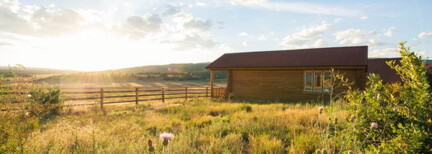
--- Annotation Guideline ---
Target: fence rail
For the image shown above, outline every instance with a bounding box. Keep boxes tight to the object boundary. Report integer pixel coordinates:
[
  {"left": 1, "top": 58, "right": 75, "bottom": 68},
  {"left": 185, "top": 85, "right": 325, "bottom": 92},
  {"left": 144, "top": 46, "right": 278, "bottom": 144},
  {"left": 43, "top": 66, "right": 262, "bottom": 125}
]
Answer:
[{"left": 63, "top": 87, "right": 225, "bottom": 107}]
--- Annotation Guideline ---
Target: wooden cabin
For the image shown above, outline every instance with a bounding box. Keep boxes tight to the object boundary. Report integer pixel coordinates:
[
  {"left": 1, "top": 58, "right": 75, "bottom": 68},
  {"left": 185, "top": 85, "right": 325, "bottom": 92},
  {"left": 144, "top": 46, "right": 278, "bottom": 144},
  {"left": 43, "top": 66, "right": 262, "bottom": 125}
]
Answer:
[
  {"left": 368, "top": 58, "right": 432, "bottom": 86},
  {"left": 206, "top": 46, "right": 368, "bottom": 101},
  {"left": 367, "top": 58, "right": 402, "bottom": 83}
]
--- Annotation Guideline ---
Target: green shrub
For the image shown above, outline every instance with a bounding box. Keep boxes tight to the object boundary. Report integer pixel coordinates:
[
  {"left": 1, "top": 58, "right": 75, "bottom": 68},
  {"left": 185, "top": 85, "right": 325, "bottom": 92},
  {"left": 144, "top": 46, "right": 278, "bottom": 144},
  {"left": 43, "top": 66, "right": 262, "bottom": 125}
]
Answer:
[
  {"left": 344, "top": 41, "right": 432, "bottom": 153},
  {"left": 28, "top": 85, "right": 64, "bottom": 118},
  {"left": 0, "top": 65, "right": 41, "bottom": 153}
]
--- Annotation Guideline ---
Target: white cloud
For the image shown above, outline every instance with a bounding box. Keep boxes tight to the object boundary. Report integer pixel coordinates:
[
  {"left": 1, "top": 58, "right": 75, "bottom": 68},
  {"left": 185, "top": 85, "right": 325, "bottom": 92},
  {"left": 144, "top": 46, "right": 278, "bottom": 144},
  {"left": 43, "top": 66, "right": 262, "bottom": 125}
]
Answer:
[
  {"left": 231, "top": 0, "right": 266, "bottom": 5},
  {"left": 0, "top": 0, "right": 34, "bottom": 35},
  {"left": 195, "top": 2, "right": 206, "bottom": 6},
  {"left": 183, "top": 18, "right": 212, "bottom": 31},
  {"left": 383, "top": 26, "right": 395, "bottom": 37},
  {"left": 163, "top": 34, "right": 217, "bottom": 50},
  {"left": 369, "top": 47, "right": 399, "bottom": 57},
  {"left": 0, "top": 0, "right": 19, "bottom": 12},
  {"left": 164, "top": 6, "right": 212, "bottom": 33},
  {"left": 333, "top": 28, "right": 382, "bottom": 46},
  {"left": 163, "top": 6, "right": 181, "bottom": 16},
  {"left": 238, "top": 32, "right": 248, "bottom": 36},
  {"left": 418, "top": 32, "right": 432, "bottom": 39},
  {"left": 0, "top": 1, "right": 111, "bottom": 37},
  {"left": 0, "top": 0, "right": 233, "bottom": 71},
  {"left": 0, "top": 42, "right": 12, "bottom": 46},
  {"left": 0, "top": 1, "right": 221, "bottom": 51},
  {"left": 122, "top": 14, "right": 162, "bottom": 39},
  {"left": 281, "top": 23, "right": 332, "bottom": 48},
  {"left": 312, "top": 39, "right": 327, "bottom": 47},
  {"left": 360, "top": 16, "right": 368, "bottom": 20},
  {"left": 159, "top": 7, "right": 217, "bottom": 50},
  {"left": 242, "top": 41, "right": 248, "bottom": 46},
  {"left": 231, "top": 0, "right": 360, "bottom": 16}
]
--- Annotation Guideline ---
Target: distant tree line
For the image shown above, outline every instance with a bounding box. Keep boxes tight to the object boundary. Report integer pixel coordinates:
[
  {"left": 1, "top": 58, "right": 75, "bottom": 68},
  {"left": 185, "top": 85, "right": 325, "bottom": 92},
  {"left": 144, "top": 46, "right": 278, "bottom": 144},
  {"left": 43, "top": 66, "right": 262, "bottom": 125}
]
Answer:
[
  {"left": 107, "top": 71, "right": 227, "bottom": 81},
  {"left": 35, "top": 71, "right": 227, "bottom": 83}
]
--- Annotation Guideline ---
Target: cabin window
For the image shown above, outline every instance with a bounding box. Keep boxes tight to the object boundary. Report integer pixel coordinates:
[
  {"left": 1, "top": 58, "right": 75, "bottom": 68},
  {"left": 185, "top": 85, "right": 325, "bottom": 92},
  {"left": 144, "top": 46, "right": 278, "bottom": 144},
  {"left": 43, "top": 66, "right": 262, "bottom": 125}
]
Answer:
[
  {"left": 304, "top": 72, "right": 313, "bottom": 91},
  {"left": 314, "top": 72, "right": 322, "bottom": 91},
  {"left": 323, "top": 72, "right": 332, "bottom": 92},
  {"left": 305, "top": 71, "right": 332, "bottom": 92}
]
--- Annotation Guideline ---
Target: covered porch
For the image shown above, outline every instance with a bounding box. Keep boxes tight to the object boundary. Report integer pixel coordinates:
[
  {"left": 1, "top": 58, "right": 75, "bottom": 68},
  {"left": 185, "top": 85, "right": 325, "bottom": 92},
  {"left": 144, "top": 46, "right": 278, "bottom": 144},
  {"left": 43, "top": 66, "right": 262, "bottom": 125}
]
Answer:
[{"left": 209, "top": 69, "right": 230, "bottom": 98}]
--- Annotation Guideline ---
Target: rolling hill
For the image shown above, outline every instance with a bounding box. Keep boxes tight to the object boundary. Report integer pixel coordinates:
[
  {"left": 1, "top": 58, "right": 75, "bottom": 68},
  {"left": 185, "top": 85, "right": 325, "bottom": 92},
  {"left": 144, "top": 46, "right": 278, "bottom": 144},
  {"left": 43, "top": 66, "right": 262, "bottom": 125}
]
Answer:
[
  {"left": 108, "top": 62, "right": 211, "bottom": 73},
  {"left": 0, "top": 66, "right": 78, "bottom": 76}
]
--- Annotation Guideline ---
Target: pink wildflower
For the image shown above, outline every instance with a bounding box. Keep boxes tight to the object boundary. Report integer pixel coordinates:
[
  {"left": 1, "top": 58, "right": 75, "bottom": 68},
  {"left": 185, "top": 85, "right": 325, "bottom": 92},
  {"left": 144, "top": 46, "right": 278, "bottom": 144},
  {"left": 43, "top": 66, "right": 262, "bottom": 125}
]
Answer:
[
  {"left": 159, "top": 132, "right": 174, "bottom": 140},
  {"left": 371, "top": 122, "right": 378, "bottom": 129},
  {"left": 318, "top": 106, "right": 324, "bottom": 114}
]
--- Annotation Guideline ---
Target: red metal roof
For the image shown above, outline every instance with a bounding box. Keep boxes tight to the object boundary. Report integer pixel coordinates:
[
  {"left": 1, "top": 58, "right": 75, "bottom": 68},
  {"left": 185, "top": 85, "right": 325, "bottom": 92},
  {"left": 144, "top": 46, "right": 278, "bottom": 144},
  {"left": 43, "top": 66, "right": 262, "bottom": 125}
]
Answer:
[
  {"left": 367, "top": 58, "right": 402, "bottom": 83},
  {"left": 206, "top": 46, "right": 368, "bottom": 69}
]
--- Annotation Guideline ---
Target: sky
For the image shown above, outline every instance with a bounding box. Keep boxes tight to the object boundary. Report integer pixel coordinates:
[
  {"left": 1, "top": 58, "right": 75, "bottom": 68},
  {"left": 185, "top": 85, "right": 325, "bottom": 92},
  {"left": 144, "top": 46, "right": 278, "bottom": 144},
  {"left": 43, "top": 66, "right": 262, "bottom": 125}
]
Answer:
[{"left": 0, "top": 0, "right": 431, "bottom": 71}]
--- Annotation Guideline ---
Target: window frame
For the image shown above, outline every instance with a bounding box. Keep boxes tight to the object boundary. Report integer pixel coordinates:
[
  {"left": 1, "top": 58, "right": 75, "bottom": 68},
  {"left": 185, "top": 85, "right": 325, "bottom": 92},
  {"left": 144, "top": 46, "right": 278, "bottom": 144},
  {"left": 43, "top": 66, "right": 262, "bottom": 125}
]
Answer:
[
  {"left": 304, "top": 71, "right": 313, "bottom": 91},
  {"left": 323, "top": 71, "right": 332, "bottom": 92},
  {"left": 314, "top": 72, "right": 323, "bottom": 92},
  {"left": 304, "top": 71, "right": 332, "bottom": 93}
]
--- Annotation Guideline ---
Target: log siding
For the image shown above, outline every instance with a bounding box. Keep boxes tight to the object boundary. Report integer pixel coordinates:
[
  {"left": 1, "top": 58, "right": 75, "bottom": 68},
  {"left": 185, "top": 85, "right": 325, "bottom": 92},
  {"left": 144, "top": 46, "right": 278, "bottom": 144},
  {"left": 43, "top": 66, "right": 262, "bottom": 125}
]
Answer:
[{"left": 226, "top": 67, "right": 366, "bottom": 101}]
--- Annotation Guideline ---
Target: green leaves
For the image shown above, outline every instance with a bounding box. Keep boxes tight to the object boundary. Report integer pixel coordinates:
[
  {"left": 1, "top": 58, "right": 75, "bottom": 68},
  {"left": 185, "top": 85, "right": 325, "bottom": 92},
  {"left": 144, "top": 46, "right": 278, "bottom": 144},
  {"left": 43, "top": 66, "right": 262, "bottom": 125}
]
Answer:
[{"left": 344, "top": 41, "right": 432, "bottom": 152}]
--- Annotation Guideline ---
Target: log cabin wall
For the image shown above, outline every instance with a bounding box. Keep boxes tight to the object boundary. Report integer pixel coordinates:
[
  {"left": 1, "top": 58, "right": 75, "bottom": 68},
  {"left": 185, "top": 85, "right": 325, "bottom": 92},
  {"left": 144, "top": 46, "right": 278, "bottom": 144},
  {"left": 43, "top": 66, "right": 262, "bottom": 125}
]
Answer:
[{"left": 226, "top": 67, "right": 366, "bottom": 101}]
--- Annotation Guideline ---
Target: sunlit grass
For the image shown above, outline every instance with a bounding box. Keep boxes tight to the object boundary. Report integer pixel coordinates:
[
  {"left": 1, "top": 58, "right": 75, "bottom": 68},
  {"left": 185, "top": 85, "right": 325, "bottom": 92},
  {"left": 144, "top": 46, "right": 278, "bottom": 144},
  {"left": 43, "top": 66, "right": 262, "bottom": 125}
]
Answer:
[{"left": 24, "top": 99, "right": 348, "bottom": 153}]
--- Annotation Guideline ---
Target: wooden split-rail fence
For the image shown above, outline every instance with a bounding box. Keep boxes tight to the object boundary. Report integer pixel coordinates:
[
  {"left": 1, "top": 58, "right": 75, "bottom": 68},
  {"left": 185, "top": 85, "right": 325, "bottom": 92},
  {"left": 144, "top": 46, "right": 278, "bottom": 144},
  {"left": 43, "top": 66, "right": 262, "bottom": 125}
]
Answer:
[{"left": 63, "top": 87, "right": 226, "bottom": 107}]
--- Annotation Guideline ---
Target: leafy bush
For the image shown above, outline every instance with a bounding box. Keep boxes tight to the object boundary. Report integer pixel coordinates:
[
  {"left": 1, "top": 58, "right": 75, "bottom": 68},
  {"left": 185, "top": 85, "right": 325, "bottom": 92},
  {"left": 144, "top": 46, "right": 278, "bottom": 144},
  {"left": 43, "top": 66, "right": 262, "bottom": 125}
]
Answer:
[
  {"left": 27, "top": 85, "right": 65, "bottom": 117},
  {"left": 1, "top": 65, "right": 65, "bottom": 153},
  {"left": 0, "top": 65, "right": 41, "bottom": 153},
  {"left": 343, "top": 41, "right": 432, "bottom": 152}
]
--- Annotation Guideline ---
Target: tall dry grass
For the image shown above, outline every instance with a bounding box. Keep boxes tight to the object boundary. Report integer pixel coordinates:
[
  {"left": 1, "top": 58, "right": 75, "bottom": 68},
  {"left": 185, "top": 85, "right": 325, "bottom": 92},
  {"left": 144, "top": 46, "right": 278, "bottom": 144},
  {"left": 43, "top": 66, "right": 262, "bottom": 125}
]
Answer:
[{"left": 23, "top": 99, "right": 348, "bottom": 153}]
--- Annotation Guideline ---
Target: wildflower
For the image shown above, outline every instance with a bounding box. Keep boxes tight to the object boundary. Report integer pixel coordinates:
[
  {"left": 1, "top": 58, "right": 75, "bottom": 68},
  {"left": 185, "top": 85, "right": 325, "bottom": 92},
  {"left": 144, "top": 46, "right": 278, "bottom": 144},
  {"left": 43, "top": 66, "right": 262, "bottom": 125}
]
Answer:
[
  {"left": 318, "top": 106, "right": 324, "bottom": 114},
  {"left": 371, "top": 122, "right": 378, "bottom": 129},
  {"left": 350, "top": 115, "right": 356, "bottom": 122},
  {"left": 27, "top": 94, "right": 32, "bottom": 98},
  {"left": 160, "top": 132, "right": 174, "bottom": 146},
  {"left": 147, "top": 138, "right": 155, "bottom": 152}
]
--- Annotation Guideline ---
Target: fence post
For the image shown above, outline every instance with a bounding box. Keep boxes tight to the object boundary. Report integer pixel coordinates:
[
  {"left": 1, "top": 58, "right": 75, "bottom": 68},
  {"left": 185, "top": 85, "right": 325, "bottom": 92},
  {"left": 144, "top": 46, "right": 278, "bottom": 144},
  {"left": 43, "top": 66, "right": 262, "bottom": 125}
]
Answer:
[
  {"left": 185, "top": 87, "right": 188, "bottom": 100},
  {"left": 162, "top": 88, "right": 165, "bottom": 102},
  {"left": 100, "top": 88, "right": 105, "bottom": 115},
  {"left": 206, "top": 87, "right": 208, "bottom": 98},
  {"left": 135, "top": 87, "right": 139, "bottom": 105}
]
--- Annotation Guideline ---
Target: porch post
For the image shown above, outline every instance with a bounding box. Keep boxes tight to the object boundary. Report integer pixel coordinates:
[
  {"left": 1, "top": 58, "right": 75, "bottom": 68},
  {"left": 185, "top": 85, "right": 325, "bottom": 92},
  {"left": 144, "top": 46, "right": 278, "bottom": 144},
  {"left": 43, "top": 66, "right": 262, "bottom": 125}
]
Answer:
[
  {"left": 225, "top": 70, "right": 231, "bottom": 99},
  {"left": 210, "top": 69, "right": 214, "bottom": 98}
]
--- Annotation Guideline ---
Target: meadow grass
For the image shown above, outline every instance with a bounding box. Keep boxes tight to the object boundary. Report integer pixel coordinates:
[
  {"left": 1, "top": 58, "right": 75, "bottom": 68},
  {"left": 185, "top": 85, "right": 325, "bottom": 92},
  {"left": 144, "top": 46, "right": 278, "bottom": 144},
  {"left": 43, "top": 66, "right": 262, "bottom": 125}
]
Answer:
[{"left": 24, "top": 98, "right": 348, "bottom": 153}]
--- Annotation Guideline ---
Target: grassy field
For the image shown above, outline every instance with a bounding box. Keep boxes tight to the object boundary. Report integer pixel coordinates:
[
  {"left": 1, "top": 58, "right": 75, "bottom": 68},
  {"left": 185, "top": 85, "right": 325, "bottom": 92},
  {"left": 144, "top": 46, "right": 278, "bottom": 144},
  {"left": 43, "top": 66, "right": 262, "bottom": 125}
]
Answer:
[
  {"left": 36, "top": 80, "right": 226, "bottom": 89},
  {"left": 4, "top": 43, "right": 431, "bottom": 153},
  {"left": 23, "top": 98, "right": 347, "bottom": 153}
]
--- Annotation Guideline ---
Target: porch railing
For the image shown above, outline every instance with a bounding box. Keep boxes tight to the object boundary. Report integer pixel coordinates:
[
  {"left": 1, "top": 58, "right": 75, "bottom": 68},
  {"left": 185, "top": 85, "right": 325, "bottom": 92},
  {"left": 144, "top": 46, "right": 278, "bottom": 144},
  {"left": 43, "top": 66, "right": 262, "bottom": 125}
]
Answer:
[{"left": 212, "top": 87, "right": 226, "bottom": 98}]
